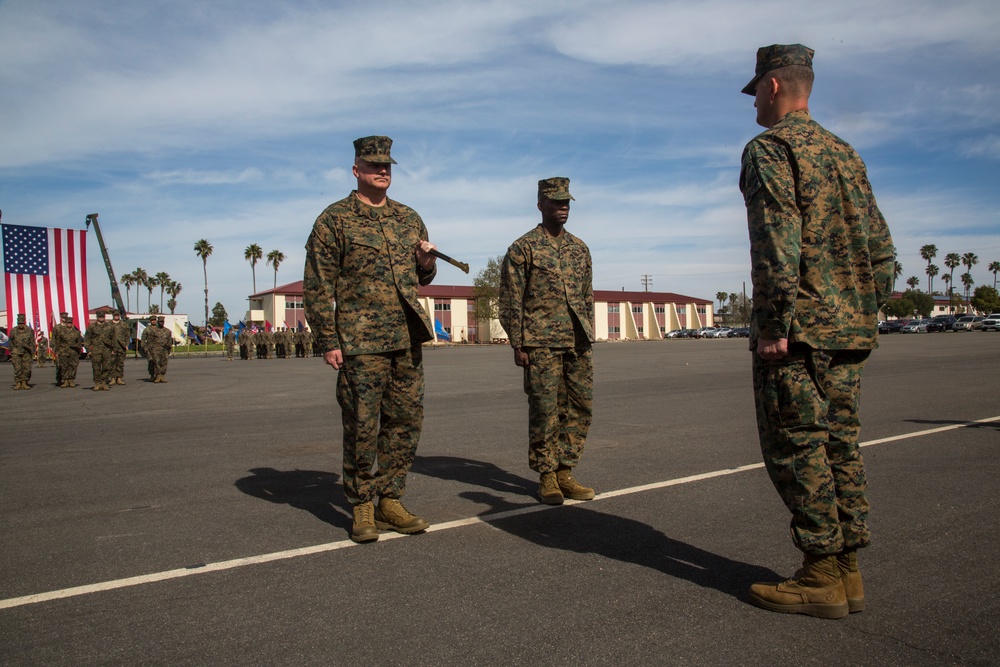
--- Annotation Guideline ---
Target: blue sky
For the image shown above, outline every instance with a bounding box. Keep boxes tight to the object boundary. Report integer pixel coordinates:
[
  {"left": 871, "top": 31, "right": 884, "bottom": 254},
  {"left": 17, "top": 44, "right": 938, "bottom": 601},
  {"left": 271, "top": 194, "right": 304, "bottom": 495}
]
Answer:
[{"left": 2, "top": 0, "right": 999, "bottom": 320}]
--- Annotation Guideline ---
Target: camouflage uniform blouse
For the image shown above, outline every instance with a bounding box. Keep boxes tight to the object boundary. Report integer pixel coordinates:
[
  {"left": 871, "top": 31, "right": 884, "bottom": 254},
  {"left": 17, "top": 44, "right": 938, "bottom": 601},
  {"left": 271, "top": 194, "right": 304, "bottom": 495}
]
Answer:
[
  {"left": 739, "top": 110, "right": 895, "bottom": 350},
  {"left": 499, "top": 225, "right": 595, "bottom": 349},
  {"left": 303, "top": 192, "right": 436, "bottom": 356}
]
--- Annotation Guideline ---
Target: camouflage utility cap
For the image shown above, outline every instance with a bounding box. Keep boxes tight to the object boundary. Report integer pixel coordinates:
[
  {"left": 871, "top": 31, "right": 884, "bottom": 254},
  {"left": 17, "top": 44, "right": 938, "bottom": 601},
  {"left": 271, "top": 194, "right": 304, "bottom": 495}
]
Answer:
[
  {"left": 96, "top": 311, "right": 106, "bottom": 319},
  {"left": 17, "top": 313, "right": 26, "bottom": 322},
  {"left": 354, "top": 135, "right": 397, "bottom": 165},
  {"left": 60, "top": 311, "right": 69, "bottom": 318},
  {"left": 538, "top": 177, "right": 575, "bottom": 201},
  {"left": 742, "top": 43, "right": 814, "bottom": 95}
]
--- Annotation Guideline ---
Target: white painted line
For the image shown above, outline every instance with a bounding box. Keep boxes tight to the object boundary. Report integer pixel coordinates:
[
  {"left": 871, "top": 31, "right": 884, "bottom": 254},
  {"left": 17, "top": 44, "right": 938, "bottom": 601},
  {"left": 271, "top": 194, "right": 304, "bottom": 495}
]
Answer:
[{"left": 2, "top": 415, "right": 997, "bottom": 611}]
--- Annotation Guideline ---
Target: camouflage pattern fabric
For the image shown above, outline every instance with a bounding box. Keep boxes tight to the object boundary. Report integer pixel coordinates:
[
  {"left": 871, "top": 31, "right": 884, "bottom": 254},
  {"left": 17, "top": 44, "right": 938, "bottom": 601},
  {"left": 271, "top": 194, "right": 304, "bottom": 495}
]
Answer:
[
  {"left": 752, "top": 346, "right": 871, "bottom": 554},
  {"left": 499, "top": 223, "right": 596, "bottom": 474},
  {"left": 741, "top": 108, "right": 894, "bottom": 556},
  {"left": 9, "top": 325, "right": 36, "bottom": 384},
  {"left": 303, "top": 192, "right": 436, "bottom": 356},
  {"left": 740, "top": 110, "right": 895, "bottom": 350},
  {"left": 522, "top": 346, "right": 594, "bottom": 473},
  {"left": 111, "top": 320, "right": 131, "bottom": 380},
  {"left": 51, "top": 322, "right": 83, "bottom": 382},
  {"left": 224, "top": 330, "right": 236, "bottom": 359},
  {"left": 304, "top": 190, "right": 437, "bottom": 506},
  {"left": 143, "top": 325, "right": 172, "bottom": 378},
  {"left": 36, "top": 335, "right": 49, "bottom": 367},
  {"left": 84, "top": 319, "right": 116, "bottom": 385},
  {"left": 498, "top": 225, "right": 595, "bottom": 348},
  {"left": 336, "top": 347, "right": 424, "bottom": 504}
]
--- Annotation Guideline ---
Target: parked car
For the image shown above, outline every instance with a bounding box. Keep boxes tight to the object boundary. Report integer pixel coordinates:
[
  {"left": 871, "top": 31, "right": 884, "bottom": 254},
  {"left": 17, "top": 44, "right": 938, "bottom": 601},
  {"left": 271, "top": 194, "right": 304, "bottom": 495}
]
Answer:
[
  {"left": 709, "top": 327, "right": 733, "bottom": 338},
  {"left": 666, "top": 328, "right": 692, "bottom": 338},
  {"left": 900, "top": 319, "right": 930, "bottom": 333},
  {"left": 728, "top": 327, "right": 750, "bottom": 338},
  {"left": 693, "top": 327, "right": 717, "bottom": 339},
  {"left": 927, "top": 315, "right": 958, "bottom": 332},
  {"left": 878, "top": 320, "right": 907, "bottom": 334},
  {"left": 954, "top": 315, "right": 985, "bottom": 331},
  {"left": 982, "top": 314, "right": 1000, "bottom": 331}
]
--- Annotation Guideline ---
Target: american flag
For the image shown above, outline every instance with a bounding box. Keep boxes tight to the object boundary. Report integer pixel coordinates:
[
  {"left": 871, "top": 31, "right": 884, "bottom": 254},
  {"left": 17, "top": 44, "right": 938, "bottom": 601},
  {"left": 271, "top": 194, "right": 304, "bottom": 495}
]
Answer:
[{"left": 3, "top": 223, "right": 90, "bottom": 338}]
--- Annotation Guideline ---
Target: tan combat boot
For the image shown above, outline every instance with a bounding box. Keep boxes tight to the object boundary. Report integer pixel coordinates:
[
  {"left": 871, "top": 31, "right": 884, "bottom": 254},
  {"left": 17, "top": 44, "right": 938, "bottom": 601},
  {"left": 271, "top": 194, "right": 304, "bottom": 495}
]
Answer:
[
  {"left": 556, "top": 467, "right": 595, "bottom": 500},
  {"left": 351, "top": 501, "right": 379, "bottom": 543},
  {"left": 538, "top": 472, "right": 564, "bottom": 505},
  {"left": 59, "top": 381, "right": 69, "bottom": 388},
  {"left": 837, "top": 550, "right": 865, "bottom": 613},
  {"left": 68, "top": 381, "right": 76, "bottom": 388},
  {"left": 92, "top": 384, "right": 102, "bottom": 391},
  {"left": 375, "top": 498, "right": 430, "bottom": 534},
  {"left": 748, "top": 554, "right": 849, "bottom": 619}
]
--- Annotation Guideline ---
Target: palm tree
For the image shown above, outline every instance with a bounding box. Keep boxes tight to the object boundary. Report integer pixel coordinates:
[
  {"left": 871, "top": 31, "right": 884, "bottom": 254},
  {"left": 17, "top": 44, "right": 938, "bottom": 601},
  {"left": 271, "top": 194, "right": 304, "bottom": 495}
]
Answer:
[
  {"left": 989, "top": 260, "right": 1000, "bottom": 289},
  {"left": 892, "top": 260, "right": 903, "bottom": 293},
  {"left": 194, "top": 240, "right": 214, "bottom": 327},
  {"left": 906, "top": 276, "right": 919, "bottom": 291},
  {"left": 961, "top": 272, "right": 974, "bottom": 306},
  {"left": 132, "top": 267, "right": 149, "bottom": 313},
  {"left": 961, "top": 252, "right": 979, "bottom": 278},
  {"left": 155, "top": 272, "right": 171, "bottom": 312},
  {"left": 925, "top": 264, "right": 939, "bottom": 295},
  {"left": 266, "top": 249, "right": 285, "bottom": 289},
  {"left": 146, "top": 275, "right": 158, "bottom": 312},
  {"left": 715, "top": 292, "right": 727, "bottom": 318},
  {"left": 245, "top": 244, "right": 263, "bottom": 294},
  {"left": 942, "top": 274, "right": 951, "bottom": 302},
  {"left": 120, "top": 272, "right": 135, "bottom": 314},
  {"left": 166, "top": 281, "right": 183, "bottom": 314},
  {"left": 919, "top": 244, "right": 937, "bottom": 272},
  {"left": 944, "top": 253, "right": 961, "bottom": 299}
]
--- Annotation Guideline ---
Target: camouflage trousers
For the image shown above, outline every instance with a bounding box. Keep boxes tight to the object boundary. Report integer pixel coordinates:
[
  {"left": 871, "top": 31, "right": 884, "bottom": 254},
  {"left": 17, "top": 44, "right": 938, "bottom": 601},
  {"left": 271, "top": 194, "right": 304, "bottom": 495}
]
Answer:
[
  {"left": 523, "top": 346, "right": 593, "bottom": 474},
  {"left": 90, "top": 349, "right": 112, "bottom": 385},
  {"left": 752, "top": 345, "right": 872, "bottom": 555},
  {"left": 56, "top": 351, "right": 80, "bottom": 382},
  {"left": 12, "top": 351, "right": 33, "bottom": 383},
  {"left": 336, "top": 347, "right": 424, "bottom": 504},
  {"left": 111, "top": 349, "right": 126, "bottom": 380},
  {"left": 146, "top": 350, "right": 169, "bottom": 378},
  {"left": 225, "top": 342, "right": 234, "bottom": 360}
]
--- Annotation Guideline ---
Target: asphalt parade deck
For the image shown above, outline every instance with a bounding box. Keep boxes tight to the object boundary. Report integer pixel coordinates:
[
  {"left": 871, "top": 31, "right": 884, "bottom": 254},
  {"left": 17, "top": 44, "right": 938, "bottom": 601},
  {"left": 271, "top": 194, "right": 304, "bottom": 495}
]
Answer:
[{"left": 2, "top": 333, "right": 999, "bottom": 666}]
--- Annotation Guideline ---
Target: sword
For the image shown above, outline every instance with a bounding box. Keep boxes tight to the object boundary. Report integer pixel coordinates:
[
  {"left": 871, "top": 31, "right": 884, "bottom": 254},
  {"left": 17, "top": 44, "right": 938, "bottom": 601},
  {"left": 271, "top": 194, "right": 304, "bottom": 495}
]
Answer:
[{"left": 428, "top": 248, "right": 470, "bottom": 274}]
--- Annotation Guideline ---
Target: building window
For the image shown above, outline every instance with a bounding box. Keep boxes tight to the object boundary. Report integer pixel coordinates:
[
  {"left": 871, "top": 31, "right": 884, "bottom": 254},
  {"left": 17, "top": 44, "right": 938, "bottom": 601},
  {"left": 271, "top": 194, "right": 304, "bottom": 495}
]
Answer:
[
  {"left": 637, "top": 326, "right": 643, "bottom": 333},
  {"left": 654, "top": 305, "right": 665, "bottom": 314},
  {"left": 286, "top": 300, "right": 303, "bottom": 309},
  {"left": 608, "top": 303, "right": 620, "bottom": 313},
  {"left": 660, "top": 326, "right": 666, "bottom": 333},
  {"left": 697, "top": 306, "right": 706, "bottom": 314},
  {"left": 434, "top": 303, "right": 451, "bottom": 311},
  {"left": 632, "top": 305, "right": 643, "bottom": 314},
  {"left": 608, "top": 326, "right": 620, "bottom": 333}
]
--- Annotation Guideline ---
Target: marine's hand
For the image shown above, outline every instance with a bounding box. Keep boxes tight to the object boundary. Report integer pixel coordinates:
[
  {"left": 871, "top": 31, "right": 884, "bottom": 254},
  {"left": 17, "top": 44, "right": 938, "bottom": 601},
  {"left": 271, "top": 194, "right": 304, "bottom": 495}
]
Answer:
[
  {"left": 415, "top": 240, "right": 438, "bottom": 271},
  {"left": 324, "top": 349, "right": 344, "bottom": 370},
  {"left": 756, "top": 338, "right": 789, "bottom": 360},
  {"left": 513, "top": 347, "right": 529, "bottom": 367}
]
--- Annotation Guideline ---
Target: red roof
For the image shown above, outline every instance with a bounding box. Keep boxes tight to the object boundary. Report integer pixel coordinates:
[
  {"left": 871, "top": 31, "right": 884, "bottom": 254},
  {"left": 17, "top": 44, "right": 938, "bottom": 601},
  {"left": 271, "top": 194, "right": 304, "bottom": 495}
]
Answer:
[{"left": 251, "top": 281, "right": 709, "bottom": 305}]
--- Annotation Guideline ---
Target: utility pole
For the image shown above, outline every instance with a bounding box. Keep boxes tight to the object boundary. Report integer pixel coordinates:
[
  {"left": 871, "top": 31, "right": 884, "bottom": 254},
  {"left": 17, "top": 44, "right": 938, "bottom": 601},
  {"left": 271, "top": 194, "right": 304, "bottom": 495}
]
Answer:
[{"left": 641, "top": 274, "right": 653, "bottom": 291}]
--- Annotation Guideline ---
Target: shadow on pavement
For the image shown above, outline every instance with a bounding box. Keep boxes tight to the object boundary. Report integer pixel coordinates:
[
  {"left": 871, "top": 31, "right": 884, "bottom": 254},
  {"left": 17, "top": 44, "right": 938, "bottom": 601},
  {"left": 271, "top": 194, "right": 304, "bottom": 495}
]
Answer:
[
  {"left": 412, "top": 455, "right": 537, "bottom": 497},
  {"left": 234, "top": 467, "right": 351, "bottom": 530},
  {"left": 460, "top": 490, "right": 780, "bottom": 602}
]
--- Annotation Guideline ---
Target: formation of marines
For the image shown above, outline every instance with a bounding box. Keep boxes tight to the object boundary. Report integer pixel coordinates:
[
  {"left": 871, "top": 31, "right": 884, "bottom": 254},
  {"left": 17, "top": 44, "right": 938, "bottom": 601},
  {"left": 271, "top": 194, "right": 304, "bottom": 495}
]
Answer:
[{"left": 237, "top": 327, "right": 314, "bottom": 360}]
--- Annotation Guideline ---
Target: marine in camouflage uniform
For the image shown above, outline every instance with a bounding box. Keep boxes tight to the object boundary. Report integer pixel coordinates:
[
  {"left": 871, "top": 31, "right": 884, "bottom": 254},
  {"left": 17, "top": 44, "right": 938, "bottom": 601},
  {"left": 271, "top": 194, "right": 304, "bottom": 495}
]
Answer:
[
  {"left": 84, "top": 310, "right": 115, "bottom": 391},
  {"left": 303, "top": 135, "right": 438, "bottom": 543},
  {"left": 145, "top": 316, "right": 173, "bottom": 382},
  {"left": 303, "top": 328, "right": 314, "bottom": 358},
  {"left": 738, "top": 44, "right": 895, "bottom": 619},
  {"left": 110, "top": 311, "right": 131, "bottom": 384},
  {"left": 224, "top": 328, "right": 236, "bottom": 361},
  {"left": 140, "top": 316, "right": 157, "bottom": 379},
  {"left": 9, "top": 314, "right": 36, "bottom": 389},
  {"left": 36, "top": 332, "right": 49, "bottom": 368},
  {"left": 499, "top": 177, "right": 597, "bottom": 506},
  {"left": 51, "top": 312, "right": 83, "bottom": 388}
]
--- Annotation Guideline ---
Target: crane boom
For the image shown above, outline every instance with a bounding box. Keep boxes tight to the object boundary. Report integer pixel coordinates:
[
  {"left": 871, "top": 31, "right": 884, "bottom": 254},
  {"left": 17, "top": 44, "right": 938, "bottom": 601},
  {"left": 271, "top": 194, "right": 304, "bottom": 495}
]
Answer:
[{"left": 85, "top": 213, "right": 128, "bottom": 317}]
